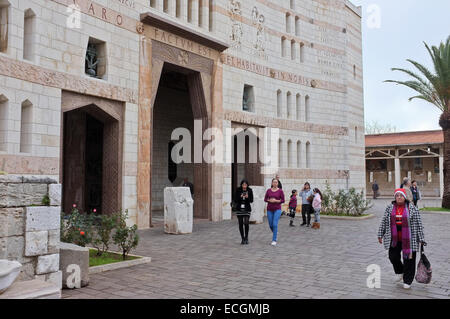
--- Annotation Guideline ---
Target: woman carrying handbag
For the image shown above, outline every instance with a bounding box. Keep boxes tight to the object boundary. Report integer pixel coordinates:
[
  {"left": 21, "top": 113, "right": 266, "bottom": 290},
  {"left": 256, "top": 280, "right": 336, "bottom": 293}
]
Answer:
[{"left": 377, "top": 188, "right": 426, "bottom": 289}]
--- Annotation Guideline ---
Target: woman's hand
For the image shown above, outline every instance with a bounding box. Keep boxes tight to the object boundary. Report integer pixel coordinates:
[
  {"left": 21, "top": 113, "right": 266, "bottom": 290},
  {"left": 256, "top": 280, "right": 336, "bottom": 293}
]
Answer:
[{"left": 378, "top": 238, "right": 382, "bottom": 244}]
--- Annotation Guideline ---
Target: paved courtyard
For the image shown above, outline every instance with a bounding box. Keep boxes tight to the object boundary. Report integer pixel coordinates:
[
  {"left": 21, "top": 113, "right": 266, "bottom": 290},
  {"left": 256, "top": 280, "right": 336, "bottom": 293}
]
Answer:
[{"left": 62, "top": 200, "right": 450, "bottom": 299}]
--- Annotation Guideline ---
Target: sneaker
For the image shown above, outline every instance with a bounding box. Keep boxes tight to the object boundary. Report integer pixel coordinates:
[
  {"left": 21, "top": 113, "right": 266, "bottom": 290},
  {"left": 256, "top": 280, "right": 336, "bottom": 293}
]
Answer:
[
  {"left": 395, "top": 274, "right": 403, "bottom": 283},
  {"left": 403, "top": 283, "right": 411, "bottom": 289},
  {"left": 244, "top": 239, "right": 249, "bottom": 245},
  {"left": 271, "top": 241, "right": 277, "bottom": 246}
]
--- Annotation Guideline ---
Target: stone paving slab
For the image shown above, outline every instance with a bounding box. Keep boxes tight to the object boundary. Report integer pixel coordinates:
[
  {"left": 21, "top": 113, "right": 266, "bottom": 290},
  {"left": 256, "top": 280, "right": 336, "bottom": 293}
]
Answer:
[{"left": 63, "top": 199, "right": 450, "bottom": 299}]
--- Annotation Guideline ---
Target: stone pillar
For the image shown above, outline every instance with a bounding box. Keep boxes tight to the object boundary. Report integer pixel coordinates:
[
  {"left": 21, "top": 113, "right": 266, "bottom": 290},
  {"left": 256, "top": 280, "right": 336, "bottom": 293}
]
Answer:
[
  {"left": 199, "top": 0, "right": 209, "bottom": 30},
  {"left": 179, "top": 0, "right": 188, "bottom": 21},
  {"left": 164, "top": 187, "right": 193, "bottom": 234},
  {"left": 191, "top": 0, "right": 199, "bottom": 26},
  {"left": 168, "top": 0, "right": 176, "bottom": 16},
  {"left": 155, "top": 0, "right": 163, "bottom": 11},
  {"left": 394, "top": 149, "right": 401, "bottom": 188},
  {"left": 249, "top": 186, "right": 266, "bottom": 224},
  {"left": 440, "top": 148, "right": 444, "bottom": 198}
]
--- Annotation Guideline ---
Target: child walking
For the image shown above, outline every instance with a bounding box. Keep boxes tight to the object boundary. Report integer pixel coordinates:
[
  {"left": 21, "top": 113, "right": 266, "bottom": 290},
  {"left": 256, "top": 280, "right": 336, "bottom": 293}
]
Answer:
[
  {"left": 288, "top": 190, "right": 298, "bottom": 227},
  {"left": 312, "top": 188, "right": 322, "bottom": 229}
]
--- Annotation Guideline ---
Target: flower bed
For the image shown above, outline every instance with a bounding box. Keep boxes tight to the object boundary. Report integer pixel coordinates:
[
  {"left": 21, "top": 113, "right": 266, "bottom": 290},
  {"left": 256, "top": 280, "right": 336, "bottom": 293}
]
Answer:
[{"left": 89, "top": 249, "right": 140, "bottom": 267}]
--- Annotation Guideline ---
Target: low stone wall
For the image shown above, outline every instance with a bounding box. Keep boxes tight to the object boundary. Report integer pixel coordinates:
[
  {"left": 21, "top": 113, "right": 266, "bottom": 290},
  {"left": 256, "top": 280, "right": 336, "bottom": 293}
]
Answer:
[{"left": 0, "top": 175, "right": 62, "bottom": 289}]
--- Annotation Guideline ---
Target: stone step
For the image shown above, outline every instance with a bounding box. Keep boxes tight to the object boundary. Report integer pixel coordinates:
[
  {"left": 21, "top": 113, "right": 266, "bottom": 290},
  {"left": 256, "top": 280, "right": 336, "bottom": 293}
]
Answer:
[{"left": 0, "top": 279, "right": 61, "bottom": 299}]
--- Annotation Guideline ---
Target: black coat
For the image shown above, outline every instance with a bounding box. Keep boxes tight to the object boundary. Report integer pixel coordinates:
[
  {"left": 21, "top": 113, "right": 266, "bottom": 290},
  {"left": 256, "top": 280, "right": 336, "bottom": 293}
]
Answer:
[{"left": 234, "top": 187, "right": 254, "bottom": 213}]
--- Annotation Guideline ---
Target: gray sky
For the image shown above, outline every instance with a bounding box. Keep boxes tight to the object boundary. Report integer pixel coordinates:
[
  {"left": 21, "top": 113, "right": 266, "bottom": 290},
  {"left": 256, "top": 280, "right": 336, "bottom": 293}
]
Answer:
[{"left": 351, "top": 0, "right": 450, "bottom": 132}]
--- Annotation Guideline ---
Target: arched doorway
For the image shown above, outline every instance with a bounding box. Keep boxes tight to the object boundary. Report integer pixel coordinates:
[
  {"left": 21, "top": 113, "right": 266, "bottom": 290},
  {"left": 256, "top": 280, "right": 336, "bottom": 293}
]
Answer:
[
  {"left": 150, "top": 62, "right": 211, "bottom": 224},
  {"left": 61, "top": 91, "right": 124, "bottom": 215}
]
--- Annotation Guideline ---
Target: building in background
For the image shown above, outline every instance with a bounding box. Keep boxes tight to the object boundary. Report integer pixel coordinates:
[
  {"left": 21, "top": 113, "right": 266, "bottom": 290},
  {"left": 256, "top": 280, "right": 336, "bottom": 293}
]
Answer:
[
  {"left": 0, "top": 0, "right": 364, "bottom": 228},
  {"left": 365, "top": 130, "right": 444, "bottom": 198}
]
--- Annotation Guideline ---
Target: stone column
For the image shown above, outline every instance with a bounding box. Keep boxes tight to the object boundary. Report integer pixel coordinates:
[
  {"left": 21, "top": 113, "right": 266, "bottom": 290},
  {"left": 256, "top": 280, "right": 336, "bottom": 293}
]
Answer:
[
  {"left": 394, "top": 149, "right": 401, "bottom": 189},
  {"left": 155, "top": 0, "right": 163, "bottom": 11},
  {"left": 179, "top": 0, "right": 188, "bottom": 21},
  {"left": 191, "top": 0, "right": 199, "bottom": 26},
  {"left": 168, "top": 0, "right": 176, "bottom": 16},
  {"left": 199, "top": 0, "right": 209, "bottom": 30},
  {"left": 440, "top": 147, "right": 444, "bottom": 198}
]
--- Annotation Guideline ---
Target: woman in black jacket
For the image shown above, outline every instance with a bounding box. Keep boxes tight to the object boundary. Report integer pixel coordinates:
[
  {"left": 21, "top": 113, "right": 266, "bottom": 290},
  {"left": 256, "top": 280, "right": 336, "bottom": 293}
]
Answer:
[{"left": 234, "top": 180, "right": 254, "bottom": 245}]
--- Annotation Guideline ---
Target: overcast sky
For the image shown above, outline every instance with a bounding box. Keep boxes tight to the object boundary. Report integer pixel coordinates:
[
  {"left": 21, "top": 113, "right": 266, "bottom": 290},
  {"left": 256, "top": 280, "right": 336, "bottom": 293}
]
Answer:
[{"left": 350, "top": 0, "right": 450, "bottom": 132}]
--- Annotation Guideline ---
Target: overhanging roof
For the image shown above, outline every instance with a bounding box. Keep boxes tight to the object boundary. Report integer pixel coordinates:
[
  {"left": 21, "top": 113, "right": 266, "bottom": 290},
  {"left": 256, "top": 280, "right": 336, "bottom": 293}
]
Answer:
[
  {"left": 365, "top": 130, "right": 443, "bottom": 148},
  {"left": 141, "top": 11, "right": 229, "bottom": 52}
]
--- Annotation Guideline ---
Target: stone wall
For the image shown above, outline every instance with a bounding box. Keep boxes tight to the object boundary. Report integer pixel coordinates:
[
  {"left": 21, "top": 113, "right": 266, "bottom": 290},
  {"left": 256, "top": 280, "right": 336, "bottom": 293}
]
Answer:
[{"left": 0, "top": 175, "right": 62, "bottom": 288}]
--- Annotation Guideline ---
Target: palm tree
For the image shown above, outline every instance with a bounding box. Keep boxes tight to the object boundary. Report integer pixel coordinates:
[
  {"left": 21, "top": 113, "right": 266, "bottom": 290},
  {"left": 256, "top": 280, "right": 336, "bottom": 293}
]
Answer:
[{"left": 385, "top": 36, "right": 450, "bottom": 207}]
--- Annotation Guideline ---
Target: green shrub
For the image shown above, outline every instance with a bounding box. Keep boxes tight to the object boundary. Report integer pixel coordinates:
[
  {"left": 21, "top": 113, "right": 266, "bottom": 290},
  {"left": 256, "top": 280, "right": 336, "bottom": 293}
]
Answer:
[
  {"left": 112, "top": 210, "right": 139, "bottom": 260},
  {"left": 41, "top": 195, "right": 50, "bottom": 206},
  {"left": 322, "top": 181, "right": 372, "bottom": 216},
  {"left": 60, "top": 206, "right": 95, "bottom": 247},
  {"left": 92, "top": 213, "right": 117, "bottom": 256}
]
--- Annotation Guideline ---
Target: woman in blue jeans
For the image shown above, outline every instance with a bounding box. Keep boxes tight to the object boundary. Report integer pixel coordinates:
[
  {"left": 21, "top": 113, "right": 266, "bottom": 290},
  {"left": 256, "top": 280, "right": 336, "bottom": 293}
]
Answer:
[{"left": 264, "top": 178, "right": 285, "bottom": 246}]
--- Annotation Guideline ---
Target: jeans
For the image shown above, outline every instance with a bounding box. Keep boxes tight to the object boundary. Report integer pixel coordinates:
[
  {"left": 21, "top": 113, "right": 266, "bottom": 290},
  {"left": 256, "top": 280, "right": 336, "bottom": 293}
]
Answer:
[
  {"left": 314, "top": 208, "right": 320, "bottom": 223},
  {"left": 267, "top": 209, "right": 282, "bottom": 242},
  {"left": 301, "top": 204, "right": 312, "bottom": 224},
  {"left": 388, "top": 241, "right": 417, "bottom": 285},
  {"left": 237, "top": 215, "right": 249, "bottom": 240}
]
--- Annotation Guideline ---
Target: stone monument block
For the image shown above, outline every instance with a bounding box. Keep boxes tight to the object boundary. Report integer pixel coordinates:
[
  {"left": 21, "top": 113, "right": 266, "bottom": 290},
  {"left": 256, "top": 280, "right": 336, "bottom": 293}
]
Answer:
[
  {"left": 25, "top": 206, "right": 60, "bottom": 232},
  {"left": 164, "top": 187, "right": 193, "bottom": 235},
  {"left": 59, "top": 243, "right": 89, "bottom": 288},
  {"left": 49, "top": 184, "right": 62, "bottom": 206},
  {"left": 36, "top": 254, "right": 59, "bottom": 275},
  {"left": 250, "top": 186, "right": 266, "bottom": 224}
]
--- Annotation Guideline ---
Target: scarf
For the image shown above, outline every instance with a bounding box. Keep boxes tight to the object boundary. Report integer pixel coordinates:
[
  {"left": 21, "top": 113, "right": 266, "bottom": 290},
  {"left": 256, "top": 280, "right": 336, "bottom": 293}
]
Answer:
[{"left": 390, "top": 204, "right": 412, "bottom": 259}]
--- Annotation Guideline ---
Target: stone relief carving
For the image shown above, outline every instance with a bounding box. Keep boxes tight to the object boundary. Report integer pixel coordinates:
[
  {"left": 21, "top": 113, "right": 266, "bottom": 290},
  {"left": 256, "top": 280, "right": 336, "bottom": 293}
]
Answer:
[
  {"left": 136, "top": 22, "right": 144, "bottom": 34},
  {"left": 228, "top": 0, "right": 243, "bottom": 49},
  {"left": 178, "top": 50, "right": 189, "bottom": 66},
  {"left": 251, "top": 6, "right": 267, "bottom": 60}
]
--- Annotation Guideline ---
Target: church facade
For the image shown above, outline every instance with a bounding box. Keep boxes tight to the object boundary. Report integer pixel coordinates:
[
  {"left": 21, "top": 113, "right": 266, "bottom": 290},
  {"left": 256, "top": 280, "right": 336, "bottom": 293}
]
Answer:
[{"left": 0, "top": 0, "right": 364, "bottom": 228}]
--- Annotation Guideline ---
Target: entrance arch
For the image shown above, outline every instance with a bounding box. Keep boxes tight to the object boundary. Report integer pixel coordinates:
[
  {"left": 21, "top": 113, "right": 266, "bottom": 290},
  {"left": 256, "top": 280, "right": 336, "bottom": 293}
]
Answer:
[{"left": 60, "top": 91, "right": 124, "bottom": 215}]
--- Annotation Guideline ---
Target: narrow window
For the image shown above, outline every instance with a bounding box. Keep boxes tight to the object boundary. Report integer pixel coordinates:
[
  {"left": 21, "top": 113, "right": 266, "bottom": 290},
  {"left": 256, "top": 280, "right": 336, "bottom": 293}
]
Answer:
[
  {"left": 243, "top": 85, "right": 255, "bottom": 112},
  {"left": 277, "top": 90, "right": 282, "bottom": 118},
  {"left": 0, "top": 0, "right": 10, "bottom": 53},
  {"left": 296, "top": 93, "right": 301, "bottom": 121},
  {"left": 281, "top": 37, "right": 287, "bottom": 57},
  {"left": 287, "top": 91, "right": 292, "bottom": 119},
  {"left": 299, "top": 42, "right": 305, "bottom": 63},
  {"left": 278, "top": 139, "right": 284, "bottom": 168},
  {"left": 287, "top": 140, "right": 293, "bottom": 168},
  {"left": 163, "top": 0, "right": 169, "bottom": 13},
  {"left": 176, "top": 0, "right": 181, "bottom": 18},
  {"left": 150, "top": 0, "right": 156, "bottom": 8},
  {"left": 20, "top": 100, "right": 32, "bottom": 153},
  {"left": 286, "top": 13, "right": 291, "bottom": 33},
  {"left": 188, "top": 0, "right": 193, "bottom": 23},
  {"left": 23, "top": 9, "right": 36, "bottom": 62},
  {"left": 355, "top": 126, "right": 358, "bottom": 143},
  {"left": 296, "top": 141, "right": 301, "bottom": 168},
  {"left": 198, "top": 0, "right": 203, "bottom": 27},
  {"left": 306, "top": 142, "right": 311, "bottom": 169},
  {"left": 209, "top": 0, "right": 213, "bottom": 31},
  {"left": 295, "top": 16, "right": 300, "bottom": 36},
  {"left": 0, "top": 94, "right": 8, "bottom": 151},
  {"left": 85, "top": 37, "right": 107, "bottom": 79},
  {"left": 305, "top": 95, "right": 310, "bottom": 121},
  {"left": 291, "top": 40, "right": 296, "bottom": 60},
  {"left": 353, "top": 65, "right": 357, "bottom": 79},
  {"left": 290, "top": 0, "right": 295, "bottom": 10}
]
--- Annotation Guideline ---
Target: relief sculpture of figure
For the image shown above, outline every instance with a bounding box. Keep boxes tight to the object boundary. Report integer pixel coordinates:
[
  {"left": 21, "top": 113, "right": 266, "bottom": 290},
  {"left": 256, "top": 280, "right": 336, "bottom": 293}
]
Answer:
[
  {"left": 252, "top": 6, "right": 267, "bottom": 59},
  {"left": 228, "top": 0, "right": 243, "bottom": 49}
]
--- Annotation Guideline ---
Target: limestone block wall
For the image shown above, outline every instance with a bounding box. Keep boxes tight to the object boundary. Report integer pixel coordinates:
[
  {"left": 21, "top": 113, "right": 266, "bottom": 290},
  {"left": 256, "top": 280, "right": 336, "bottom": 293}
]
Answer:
[{"left": 0, "top": 175, "right": 62, "bottom": 289}]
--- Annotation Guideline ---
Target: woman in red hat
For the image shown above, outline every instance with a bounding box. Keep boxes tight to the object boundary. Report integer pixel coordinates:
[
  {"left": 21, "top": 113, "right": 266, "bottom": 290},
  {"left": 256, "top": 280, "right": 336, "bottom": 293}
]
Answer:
[{"left": 377, "top": 188, "right": 426, "bottom": 289}]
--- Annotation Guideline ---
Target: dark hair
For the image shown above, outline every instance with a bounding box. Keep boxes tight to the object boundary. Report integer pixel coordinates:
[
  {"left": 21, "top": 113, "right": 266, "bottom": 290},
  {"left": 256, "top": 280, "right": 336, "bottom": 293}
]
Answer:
[
  {"left": 411, "top": 180, "right": 417, "bottom": 184},
  {"left": 313, "top": 188, "right": 322, "bottom": 199},
  {"left": 240, "top": 179, "right": 249, "bottom": 188}
]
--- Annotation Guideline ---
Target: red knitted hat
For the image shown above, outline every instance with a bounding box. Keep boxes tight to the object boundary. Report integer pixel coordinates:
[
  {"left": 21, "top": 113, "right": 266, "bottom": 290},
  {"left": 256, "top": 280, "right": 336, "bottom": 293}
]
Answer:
[{"left": 394, "top": 188, "right": 407, "bottom": 199}]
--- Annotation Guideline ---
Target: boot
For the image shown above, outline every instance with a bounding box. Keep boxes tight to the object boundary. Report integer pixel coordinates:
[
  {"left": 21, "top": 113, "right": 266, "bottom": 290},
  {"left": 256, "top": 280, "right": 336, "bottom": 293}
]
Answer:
[{"left": 289, "top": 220, "right": 295, "bottom": 227}]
